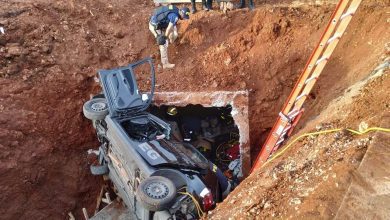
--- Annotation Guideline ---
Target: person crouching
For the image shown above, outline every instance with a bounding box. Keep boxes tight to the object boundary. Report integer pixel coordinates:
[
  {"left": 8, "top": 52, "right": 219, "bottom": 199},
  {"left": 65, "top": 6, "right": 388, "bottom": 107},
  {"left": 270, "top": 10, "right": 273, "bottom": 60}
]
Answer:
[{"left": 149, "top": 5, "right": 190, "bottom": 69}]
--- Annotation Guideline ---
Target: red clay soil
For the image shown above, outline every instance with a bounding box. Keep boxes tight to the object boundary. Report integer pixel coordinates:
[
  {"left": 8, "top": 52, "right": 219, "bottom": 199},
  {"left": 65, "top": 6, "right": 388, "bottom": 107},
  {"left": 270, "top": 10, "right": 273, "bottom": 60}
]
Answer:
[
  {"left": 210, "top": 69, "right": 390, "bottom": 219},
  {"left": 0, "top": 0, "right": 388, "bottom": 219}
]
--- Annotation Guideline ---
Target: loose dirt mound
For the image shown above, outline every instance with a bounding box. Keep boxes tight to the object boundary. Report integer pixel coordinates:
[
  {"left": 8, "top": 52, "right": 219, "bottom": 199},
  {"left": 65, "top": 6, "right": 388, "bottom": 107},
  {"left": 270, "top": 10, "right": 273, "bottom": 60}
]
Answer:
[{"left": 0, "top": 0, "right": 388, "bottom": 219}]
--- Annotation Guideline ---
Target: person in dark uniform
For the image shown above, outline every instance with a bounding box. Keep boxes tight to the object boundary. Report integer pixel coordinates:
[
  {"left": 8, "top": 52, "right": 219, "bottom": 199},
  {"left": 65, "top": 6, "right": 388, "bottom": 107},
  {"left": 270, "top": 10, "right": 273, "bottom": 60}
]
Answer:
[
  {"left": 206, "top": 0, "right": 213, "bottom": 10},
  {"left": 191, "top": 0, "right": 203, "bottom": 13},
  {"left": 149, "top": 5, "right": 190, "bottom": 69},
  {"left": 191, "top": 0, "right": 213, "bottom": 13},
  {"left": 237, "top": 0, "right": 254, "bottom": 10},
  {"left": 208, "top": 162, "right": 231, "bottom": 199}
]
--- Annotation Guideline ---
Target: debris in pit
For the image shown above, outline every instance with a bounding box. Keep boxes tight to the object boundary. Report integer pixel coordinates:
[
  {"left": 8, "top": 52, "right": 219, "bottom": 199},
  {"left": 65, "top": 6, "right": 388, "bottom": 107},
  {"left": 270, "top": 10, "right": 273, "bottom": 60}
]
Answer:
[
  {"left": 5, "top": 43, "right": 23, "bottom": 57},
  {"left": 289, "top": 198, "right": 302, "bottom": 206},
  {"left": 358, "top": 121, "right": 368, "bottom": 132}
]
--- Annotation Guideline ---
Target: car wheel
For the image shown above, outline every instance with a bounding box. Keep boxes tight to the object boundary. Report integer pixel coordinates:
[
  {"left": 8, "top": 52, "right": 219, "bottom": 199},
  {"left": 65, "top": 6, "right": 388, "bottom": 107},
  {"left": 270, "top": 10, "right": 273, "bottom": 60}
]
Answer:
[
  {"left": 83, "top": 98, "right": 109, "bottom": 120},
  {"left": 137, "top": 176, "right": 177, "bottom": 211},
  {"left": 92, "top": 93, "right": 105, "bottom": 99},
  {"left": 90, "top": 163, "right": 109, "bottom": 175}
]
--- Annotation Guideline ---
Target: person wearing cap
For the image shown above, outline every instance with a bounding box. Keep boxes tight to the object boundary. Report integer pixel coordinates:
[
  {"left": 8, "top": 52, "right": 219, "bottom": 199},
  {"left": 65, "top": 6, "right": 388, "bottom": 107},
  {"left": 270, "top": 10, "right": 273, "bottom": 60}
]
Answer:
[{"left": 149, "top": 5, "right": 190, "bottom": 69}]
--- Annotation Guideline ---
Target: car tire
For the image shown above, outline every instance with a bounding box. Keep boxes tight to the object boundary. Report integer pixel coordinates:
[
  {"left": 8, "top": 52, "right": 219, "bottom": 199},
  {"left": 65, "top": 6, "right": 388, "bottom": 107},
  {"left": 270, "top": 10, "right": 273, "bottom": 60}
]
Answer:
[
  {"left": 83, "top": 98, "right": 109, "bottom": 120},
  {"left": 90, "top": 163, "right": 109, "bottom": 175},
  {"left": 92, "top": 93, "right": 105, "bottom": 99},
  {"left": 136, "top": 176, "right": 177, "bottom": 211}
]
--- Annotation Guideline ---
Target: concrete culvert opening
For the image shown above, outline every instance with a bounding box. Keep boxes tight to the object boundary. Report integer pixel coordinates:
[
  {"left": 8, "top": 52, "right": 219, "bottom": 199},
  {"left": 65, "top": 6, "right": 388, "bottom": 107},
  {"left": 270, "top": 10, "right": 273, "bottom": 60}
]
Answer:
[
  {"left": 153, "top": 91, "right": 250, "bottom": 176},
  {"left": 149, "top": 104, "right": 242, "bottom": 183}
]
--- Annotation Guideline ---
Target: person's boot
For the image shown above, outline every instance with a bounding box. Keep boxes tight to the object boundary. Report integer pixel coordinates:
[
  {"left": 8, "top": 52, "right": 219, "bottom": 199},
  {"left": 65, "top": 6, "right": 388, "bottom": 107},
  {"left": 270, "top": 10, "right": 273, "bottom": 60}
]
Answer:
[
  {"left": 159, "top": 44, "right": 175, "bottom": 69},
  {"left": 237, "top": 0, "right": 245, "bottom": 9},
  {"left": 202, "top": 0, "right": 209, "bottom": 11},
  {"left": 248, "top": 0, "right": 254, "bottom": 10},
  {"left": 162, "top": 59, "right": 175, "bottom": 69},
  {"left": 206, "top": 0, "right": 213, "bottom": 10},
  {"left": 163, "top": 62, "right": 175, "bottom": 69},
  {"left": 191, "top": 0, "right": 197, "bottom": 13}
]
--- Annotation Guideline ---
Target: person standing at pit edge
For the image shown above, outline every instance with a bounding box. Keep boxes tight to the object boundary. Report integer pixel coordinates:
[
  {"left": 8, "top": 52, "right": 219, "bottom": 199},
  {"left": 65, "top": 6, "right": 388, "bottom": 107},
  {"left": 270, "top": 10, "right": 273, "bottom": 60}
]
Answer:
[
  {"left": 237, "top": 0, "right": 254, "bottom": 10},
  {"left": 149, "top": 5, "right": 190, "bottom": 69},
  {"left": 191, "top": 0, "right": 212, "bottom": 13}
]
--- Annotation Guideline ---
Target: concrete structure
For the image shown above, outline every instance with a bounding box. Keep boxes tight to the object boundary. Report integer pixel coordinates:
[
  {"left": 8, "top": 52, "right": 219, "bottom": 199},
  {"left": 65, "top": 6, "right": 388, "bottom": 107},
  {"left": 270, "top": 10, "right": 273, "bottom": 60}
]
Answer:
[{"left": 154, "top": 91, "right": 251, "bottom": 176}]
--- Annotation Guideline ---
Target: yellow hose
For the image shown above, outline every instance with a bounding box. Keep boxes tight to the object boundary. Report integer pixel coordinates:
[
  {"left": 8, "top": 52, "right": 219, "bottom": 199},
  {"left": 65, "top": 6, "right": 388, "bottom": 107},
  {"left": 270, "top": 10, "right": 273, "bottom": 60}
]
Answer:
[
  {"left": 178, "top": 191, "right": 204, "bottom": 217},
  {"left": 262, "top": 127, "right": 390, "bottom": 168}
]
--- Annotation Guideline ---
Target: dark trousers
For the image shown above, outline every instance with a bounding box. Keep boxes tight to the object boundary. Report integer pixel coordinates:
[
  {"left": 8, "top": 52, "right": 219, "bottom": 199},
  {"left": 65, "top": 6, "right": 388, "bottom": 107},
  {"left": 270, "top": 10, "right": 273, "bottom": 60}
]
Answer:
[
  {"left": 206, "top": 0, "right": 212, "bottom": 9},
  {"left": 239, "top": 0, "right": 254, "bottom": 9},
  {"left": 191, "top": 0, "right": 212, "bottom": 11},
  {"left": 191, "top": 0, "right": 203, "bottom": 11}
]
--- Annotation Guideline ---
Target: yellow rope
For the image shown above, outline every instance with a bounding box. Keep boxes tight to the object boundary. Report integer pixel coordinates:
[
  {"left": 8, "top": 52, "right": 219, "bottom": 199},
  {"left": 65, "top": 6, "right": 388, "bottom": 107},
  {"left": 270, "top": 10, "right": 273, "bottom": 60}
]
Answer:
[
  {"left": 262, "top": 127, "right": 390, "bottom": 168},
  {"left": 178, "top": 191, "right": 204, "bottom": 217}
]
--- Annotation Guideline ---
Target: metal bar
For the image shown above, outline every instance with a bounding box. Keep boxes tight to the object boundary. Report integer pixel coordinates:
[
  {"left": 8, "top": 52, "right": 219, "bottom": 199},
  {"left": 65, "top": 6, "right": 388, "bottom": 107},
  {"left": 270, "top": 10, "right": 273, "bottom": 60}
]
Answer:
[
  {"left": 340, "top": 7, "right": 358, "bottom": 20},
  {"left": 251, "top": 119, "right": 290, "bottom": 170},
  {"left": 295, "top": 93, "right": 308, "bottom": 102},
  {"left": 275, "top": 138, "right": 284, "bottom": 146},
  {"left": 305, "top": 75, "right": 318, "bottom": 84},
  {"left": 284, "top": 124, "right": 292, "bottom": 132},
  {"left": 287, "top": 109, "right": 300, "bottom": 119},
  {"left": 287, "top": 109, "right": 305, "bottom": 137},
  {"left": 279, "top": 112, "right": 291, "bottom": 123},
  {"left": 327, "top": 34, "right": 342, "bottom": 44},
  {"left": 315, "top": 56, "right": 329, "bottom": 65}
]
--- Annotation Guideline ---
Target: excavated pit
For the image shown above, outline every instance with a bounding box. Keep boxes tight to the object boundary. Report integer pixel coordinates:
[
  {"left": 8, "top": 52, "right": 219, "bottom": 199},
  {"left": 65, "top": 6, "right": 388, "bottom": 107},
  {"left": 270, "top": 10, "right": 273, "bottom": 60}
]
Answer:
[{"left": 1, "top": 0, "right": 389, "bottom": 219}]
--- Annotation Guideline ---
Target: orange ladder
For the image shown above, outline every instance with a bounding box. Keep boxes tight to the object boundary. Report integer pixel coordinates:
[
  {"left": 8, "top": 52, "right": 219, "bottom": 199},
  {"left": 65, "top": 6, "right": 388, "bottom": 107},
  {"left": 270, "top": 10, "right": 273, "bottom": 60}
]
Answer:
[{"left": 251, "top": 0, "right": 362, "bottom": 172}]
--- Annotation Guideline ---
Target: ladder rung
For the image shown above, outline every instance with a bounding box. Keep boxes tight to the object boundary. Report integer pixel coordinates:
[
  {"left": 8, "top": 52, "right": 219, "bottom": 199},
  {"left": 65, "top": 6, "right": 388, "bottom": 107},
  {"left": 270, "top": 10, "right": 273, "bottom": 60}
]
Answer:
[
  {"left": 276, "top": 138, "right": 284, "bottom": 146},
  {"left": 279, "top": 112, "right": 291, "bottom": 123},
  {"left": 287, "top": 109, "right": 300, "bottom": 119},
  {"left": 280, "top": 127, "right": 292, "bottom": 139},
  {"left": 316, "top": 56, "right": 329, "bottom": 65},
  {"left": 284, "top": 124, "right": 292, "bottom": 131},
  {"left": 295, "top": 93, "right": 307, "bottom": 102},
  {"left": 280, "top": 130, "right": 288, "bottom": 138},
  {"left": 327, "top": 34, "right": 342, "bottom": 44},
  {"left": 340, "top": 8, "right": 357, "bottom": 20},
  {"left": 305, "top": 75, "right": 318, "bottom": 84},
  {"left": 287, "top": 109, "right": 299, "bottom": 116}
]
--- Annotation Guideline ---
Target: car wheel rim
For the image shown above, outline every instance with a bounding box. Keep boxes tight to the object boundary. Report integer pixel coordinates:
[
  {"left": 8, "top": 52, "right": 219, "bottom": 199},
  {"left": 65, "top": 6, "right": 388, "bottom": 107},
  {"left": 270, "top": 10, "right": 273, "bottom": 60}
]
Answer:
[
  {"left": 91, "top": 102, "right": 107, "bottom": 112},
  {"left": 145, "top": 182, "right": 169, "bottom": 199}
]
